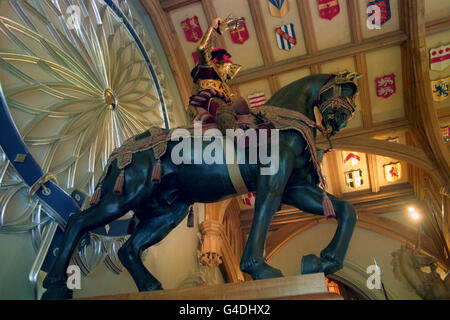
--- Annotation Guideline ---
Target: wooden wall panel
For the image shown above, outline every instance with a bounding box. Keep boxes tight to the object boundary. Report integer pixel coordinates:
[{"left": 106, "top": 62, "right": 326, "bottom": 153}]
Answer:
[
  {"left": 308, "top": 0, "right": 353, "bottom": 51},
  {"left": 365, "top": 46, "right": 405, "bottom": 123}
]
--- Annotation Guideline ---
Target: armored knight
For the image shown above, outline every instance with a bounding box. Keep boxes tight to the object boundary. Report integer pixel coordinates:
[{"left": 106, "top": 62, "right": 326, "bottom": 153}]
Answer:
[{"left": 187, "top": 17, "right": 248, "bottom": 133}]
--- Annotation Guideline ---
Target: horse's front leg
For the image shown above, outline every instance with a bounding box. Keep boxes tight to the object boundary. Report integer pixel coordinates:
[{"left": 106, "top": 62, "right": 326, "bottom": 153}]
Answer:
[
  {"left": 240, "top": 149, "right": 295, "bottom": 280},
  {"left": 282, "top": 183, "right": 357, "bottom": 275}
]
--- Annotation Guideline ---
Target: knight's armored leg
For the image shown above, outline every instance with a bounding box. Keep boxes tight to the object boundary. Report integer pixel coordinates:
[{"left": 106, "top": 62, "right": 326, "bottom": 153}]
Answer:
[
  {"left": 282, "top": 183, "right": 357, "bottom": 275},
  {"left": 118, "top": 200, "right": 190, "bottom": 292}
]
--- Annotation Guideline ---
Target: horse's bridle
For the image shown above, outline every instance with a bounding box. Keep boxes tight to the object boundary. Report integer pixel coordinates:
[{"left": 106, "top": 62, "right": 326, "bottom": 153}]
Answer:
[{"left": 316, "top": 74, "right": 358, "bottom": 120}]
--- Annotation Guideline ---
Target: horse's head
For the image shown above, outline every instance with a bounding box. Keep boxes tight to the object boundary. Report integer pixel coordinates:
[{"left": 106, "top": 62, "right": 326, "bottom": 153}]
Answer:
[{"left": 317, "top": 72, "right": 362, "bottom": 136}]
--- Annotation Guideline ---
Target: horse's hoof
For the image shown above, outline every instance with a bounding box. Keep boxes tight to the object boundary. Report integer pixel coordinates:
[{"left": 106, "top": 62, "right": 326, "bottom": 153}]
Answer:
[
  {"left": 41, "top": 286, "right": 73, "bottom": 300},
  {"left": 138, "top": 281, "right": 163, "bottom": 292},
  {"left": 301, "top": 254, "right": 343, "bottom": 275},
  {"left": 301, "top": 254, "right": 321, "bottom": 274},
  {"left": 241, "top": 259, "right": 283, "bottom": 280}
]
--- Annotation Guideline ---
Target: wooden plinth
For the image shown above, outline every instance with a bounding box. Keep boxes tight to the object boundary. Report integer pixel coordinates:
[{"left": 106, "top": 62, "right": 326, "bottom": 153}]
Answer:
[{"left": 84, "top": 273, "right": 342, "bottom": 300}]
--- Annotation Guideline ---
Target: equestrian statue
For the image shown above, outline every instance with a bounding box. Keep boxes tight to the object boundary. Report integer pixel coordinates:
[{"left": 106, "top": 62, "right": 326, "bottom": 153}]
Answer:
[{"left": 42, "top": 16, "right": 362, "bottom": 299}]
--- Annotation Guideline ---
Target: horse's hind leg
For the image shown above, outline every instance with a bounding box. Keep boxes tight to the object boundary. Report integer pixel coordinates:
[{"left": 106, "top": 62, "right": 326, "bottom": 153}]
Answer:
[
  {"left": 118, "top": 200, "right": 190, "bottom": 292},
  {"left": 282, "top": 183, "right": 357, "bottom": 275},
  {"left": 42, "top": 189, "right": 149, "bottom": 300}
]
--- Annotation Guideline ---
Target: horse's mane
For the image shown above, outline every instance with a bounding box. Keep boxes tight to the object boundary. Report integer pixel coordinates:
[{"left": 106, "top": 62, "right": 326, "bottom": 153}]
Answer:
[{"left": 264, "top": 74, "right": 332, "bottom": 123}]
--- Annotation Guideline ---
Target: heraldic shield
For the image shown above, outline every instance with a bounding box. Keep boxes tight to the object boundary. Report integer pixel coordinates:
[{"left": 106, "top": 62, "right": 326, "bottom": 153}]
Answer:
[
  {"left": 268, "top": 0, "right": 289, "bottom": 17},
  {"left": 181, "top": 16, "right": 203, "bottom": 43},
  {"left": 318, "top": 0, "right": 340, "bottom": 20},
  {"left": 376, "top": 74, "right": 396, "bottom": 98},
  {"left": 275, "top": 24, "right": 297, "bottom": 51}
]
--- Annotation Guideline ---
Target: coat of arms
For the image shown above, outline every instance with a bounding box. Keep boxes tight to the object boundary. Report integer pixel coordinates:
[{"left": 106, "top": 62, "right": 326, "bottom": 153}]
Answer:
[
  {"left": 376, "top": 74, "right": 396, "bottom": 98},
  {"left": 275, "top": 24, "right": 297, "bottom": 51},
  {"left": 431, "top": 77, "right": 449, "bottom": 102},
  {"left": 368, "top": 0, "right": 391, "bottom": 27},
  {"left": 181, "top": 16, "right": 203, "bottom": 43},
  {"left": 441, "top": 126, "right": 449, "bottom": 143},
  {"left": 248, "top": 92, "right": 266, "bottom": 109},
  {"left": 230, "top": 17, "right": 249, "bottom": 44},
  {"left": 268, "top": 0, "right": 289, "bottom": 17},
  {"left": 345, "top": 169, "right": 364, "bottom": 189},
  {"left": 384, "top": 162, "right": 401, "bottom": 182},
  {"left": 430, "top": 44, "right": 450, "bottom": 71},
  {"left": 343, "top": 151, "right": 361, "bottom": 166},
  {"left": 318, "top": 0, "right": 340, "bottom": 20}
]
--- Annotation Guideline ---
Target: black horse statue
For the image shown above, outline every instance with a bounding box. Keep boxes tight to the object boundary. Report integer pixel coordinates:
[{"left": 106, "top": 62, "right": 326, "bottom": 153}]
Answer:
[{"left": 42, "top": 72, "right": 361, "bottom": 299}]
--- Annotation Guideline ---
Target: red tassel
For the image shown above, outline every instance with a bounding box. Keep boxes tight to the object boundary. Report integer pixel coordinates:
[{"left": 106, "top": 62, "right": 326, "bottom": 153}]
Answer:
[
  {"left": 113, "top": 170, "right": 125, "bottom": 195},
  {"left": 151, "top": 159, "right": 162, "bottom": 184},
  {"left": 90, "top": 187, "right": 102, "bottom": 206},
  {"left": 322, "top": 192, "right": 336, "bottom": 219}
]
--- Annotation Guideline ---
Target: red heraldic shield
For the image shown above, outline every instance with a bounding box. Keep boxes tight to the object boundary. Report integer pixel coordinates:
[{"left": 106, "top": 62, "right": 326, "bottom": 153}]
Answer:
[
  {"left": 181, "top": 16, "right": 203, "bottom": 43},
  {"left": 318, "top": 0, "right": 340, "bottom": 20},
  {"left": 230, "top": 18, "right": 249, "bottom": 44},
  {"left": 376, "top": 74, "right": 396, "bottom": 98}
]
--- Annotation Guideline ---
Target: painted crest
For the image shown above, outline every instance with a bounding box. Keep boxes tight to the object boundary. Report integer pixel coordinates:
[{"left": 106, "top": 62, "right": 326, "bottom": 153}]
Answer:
[
  {"left": 430, "top": 44, "right": 450, "bottom": 71},
  {"left": 343, "top": 151, "right": 361, "bottom": 166},
  {"left": 431, "top": 77, "right": 449, "bottom": 102},
  {"left": 268, "top": 0, "right": 289, "bottom": 17},
  {"left": 318, "top": 0, "right": 340, "bottom": 20},
  {"left": 275, "top": 24, "right": 297, "bottom": 51},
  {"left": 376, "top": 74, "right": 396, "bottom": 98},
  {"left": 441, "top": 126, "right": 449, "bottom": 143},
  {"left": 241, "top": 192, "right": 256, "bottom": 206},
  {"left": 230, "top": 18, "right": 249, "bottom": 45},
  {"left": 384, "top": 162, "right": 401, "bottom": 182},
  {"left": 345, "top": 169, "right": 364, "bottom": 189},
  {"left": 368, "top": 0, "right": 391, "bottom": 26},
  {"left": 181, "top": 16, "right": 203, "bottom": 43},
  {"left": 248, "top": 92, "right": 266, "bottom": 109}
]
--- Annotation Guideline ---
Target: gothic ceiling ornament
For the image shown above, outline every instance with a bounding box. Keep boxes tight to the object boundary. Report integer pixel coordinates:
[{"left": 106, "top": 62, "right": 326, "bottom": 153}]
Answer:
[{"left": 0, "top": 0, "right": 171, "bottom": 293}]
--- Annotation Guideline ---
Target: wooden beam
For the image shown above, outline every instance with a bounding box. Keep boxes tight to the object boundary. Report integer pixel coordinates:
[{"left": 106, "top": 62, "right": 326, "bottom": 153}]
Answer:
[
  {"left": 232, "top": 31, "right": 408, "bottom": 85},
  {"left": 400, "top": 0, "right": 449, "bottom": 191},
  {"left": 316, "top": 118, "right": 411, "bottom": 144},
  {"left": 268, "top": 75, "right": 280, "bottom": 95},
  {"left": 160, "top": 0, "right": 199, "bottom": 11},
  {"left": 317, "top": 137, "right": 443, "bottom": 186},
  {"left": 346, "top": 0, "right": 363, "bottom": 44},
  {"left": 325, "top": 151, "right": 343, "bottom": 198},
  {"left": 296, "top": 0, "right": 318, "bottom": 55},
  {"left": 366, "top": 153, "right": 380, "bottom": 193},
  {"left": 248, "top": 0, "right": 274, "bottom": 67},
  {"left": 354, "top": 54, "right": 373, "bottom": 128},
  {"left": 425, "top": 16, "right": 450, "bottom": 35}
]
